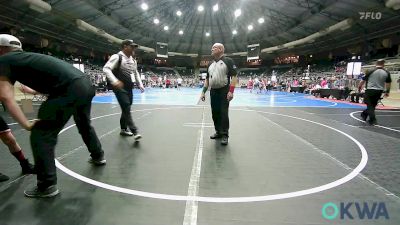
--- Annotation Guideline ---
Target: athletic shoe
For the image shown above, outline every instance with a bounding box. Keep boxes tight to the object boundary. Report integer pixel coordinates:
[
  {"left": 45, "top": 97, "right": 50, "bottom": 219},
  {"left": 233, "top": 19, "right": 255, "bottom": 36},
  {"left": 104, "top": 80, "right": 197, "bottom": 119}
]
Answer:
[
  {"left": 88, "top": 156, "right": 106, "bottom": 165},
  {"left": 210, "top": 133, "right": 223, "bottom": 139},
  {"left": 0, "top": 173, "right": 10, "bottom": 182},
  {"left": 120, "top": 129, "right": 133, "bottom": 136},
  {"left": 221, "top": 136, "right": 229, "bottom": 145},
  {"left": 133, "top": 133, "right": 142, "bottom": 141},
  {"left": 20, "top": 159, "right": 36, "bottom": 174},
  {"left": 24, "top": 185, "right": 59, "bottom": 198}
]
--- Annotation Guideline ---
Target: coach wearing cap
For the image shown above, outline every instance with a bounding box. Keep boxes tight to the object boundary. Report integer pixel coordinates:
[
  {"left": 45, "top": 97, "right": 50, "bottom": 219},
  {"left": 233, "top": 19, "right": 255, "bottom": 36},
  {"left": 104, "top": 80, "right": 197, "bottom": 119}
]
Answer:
[
  {"left": 103, "top": 39, "right": 144, "bottom": 139},
  {"left": 0, "top": 34, "right": 106, "bottom": 198},
  {"left": 200, "top": 43, "right": 238, "bottom": 145}
]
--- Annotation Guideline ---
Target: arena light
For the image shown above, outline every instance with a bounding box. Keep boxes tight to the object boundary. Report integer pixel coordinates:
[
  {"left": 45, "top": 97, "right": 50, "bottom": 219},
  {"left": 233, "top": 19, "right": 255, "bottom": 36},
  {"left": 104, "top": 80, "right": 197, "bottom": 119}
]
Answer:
[
  {"left": 386, "top": 0, "right": 400, "bottom": 10},
  {"left": 179, "top": 30, "right": 183, "bottom": 35},
  {"left": 25, "top": 0, "right": 51, "bottom": 13},
  {"left": 205, "top": 32, "right": 210, "bottom": 37},
  {"left": 198, "top": 5, "right": 204, "bottom": 12},
  {"left": 247, "top": 24, "right": 253, "bottom": 31},
  {"left": 213, "top": 4, "right": 219, "bottom": 12},
  {"left": 164, "top": 26, "right": 169, "bottom": 31},
  {"left": 76, "top": 19, "right": 99, "bottom": 33},
  {"left": 176, "top": 10, "right": 182, "bottom": 16},
  {"left": 153, "top": 18, "right": 159, "bottom": 24},
  {"left": 258, "top": 17, "right": 264, "bottom": 24},
  {"left": 232, "top": 30, "right": 237, "bottom": 35},
  {"left": 141, "top": 3, "right": 148, "bottom": 10},
  {"left": 234, "top": 9, "right": 241, "bottom": 18}
]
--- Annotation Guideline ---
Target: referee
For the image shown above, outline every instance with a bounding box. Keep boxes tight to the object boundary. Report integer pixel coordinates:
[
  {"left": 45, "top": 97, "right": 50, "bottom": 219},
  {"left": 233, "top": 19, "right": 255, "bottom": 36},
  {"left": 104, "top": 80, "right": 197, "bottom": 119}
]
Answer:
[
  {"left": 358, "top": 59, "right": 392, "bottom": 125},
  {"left": 200, "top": 43, "right": 238, "bottom": 145}
]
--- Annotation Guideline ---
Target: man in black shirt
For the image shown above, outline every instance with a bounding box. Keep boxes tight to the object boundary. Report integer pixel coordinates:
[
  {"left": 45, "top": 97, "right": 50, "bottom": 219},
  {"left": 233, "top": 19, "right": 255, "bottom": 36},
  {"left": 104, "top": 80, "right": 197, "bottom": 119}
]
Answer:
[
  {"left": 200, "top": 43, "right": 238, "bottom": 145},
  {"left": 0, "top": 34, "right": 106, "bottom": 198}
]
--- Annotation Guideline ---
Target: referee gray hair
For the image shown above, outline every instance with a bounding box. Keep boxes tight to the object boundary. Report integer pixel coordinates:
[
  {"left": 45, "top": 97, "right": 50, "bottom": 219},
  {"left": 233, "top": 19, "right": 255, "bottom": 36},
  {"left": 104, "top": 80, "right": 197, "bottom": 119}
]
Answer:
[{"left": 213, "top": 43, "right": 225, "bottom": 53}]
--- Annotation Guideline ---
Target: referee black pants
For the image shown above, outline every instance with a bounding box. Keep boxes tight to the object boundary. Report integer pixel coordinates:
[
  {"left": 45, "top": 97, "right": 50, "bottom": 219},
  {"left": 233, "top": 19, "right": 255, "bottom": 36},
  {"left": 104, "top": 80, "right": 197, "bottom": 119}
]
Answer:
[
  {"left": 210, "top": 86, "right": 230, "bottom": 137},
  {"left": 113, "top": 88, "right": 138, "bottom": 133},
  {"left": 31, "top": 77, "right": 104, "bottom": 190},
  {"left": 362, "top": 89, "right": 383, "bottom": 123}
]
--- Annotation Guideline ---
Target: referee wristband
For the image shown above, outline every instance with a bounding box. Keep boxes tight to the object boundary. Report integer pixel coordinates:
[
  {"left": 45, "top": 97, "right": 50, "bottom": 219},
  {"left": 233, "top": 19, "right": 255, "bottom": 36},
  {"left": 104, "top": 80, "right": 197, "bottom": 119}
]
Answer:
[
  {"left": 202, "top": 86, "right": 208, "bottom": 93},
  {"left": 229, "top": 85, "right": 235, "bottom": 93}
]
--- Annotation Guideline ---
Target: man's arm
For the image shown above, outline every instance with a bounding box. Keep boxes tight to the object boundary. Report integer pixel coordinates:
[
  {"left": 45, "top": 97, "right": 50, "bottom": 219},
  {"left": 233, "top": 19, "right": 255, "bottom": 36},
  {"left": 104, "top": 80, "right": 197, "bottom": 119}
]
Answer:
[
  {"left": 103, "top": 54, "right": 123, "bottom": 89},
  {"left": 200, "top": 79, "right": 209, "bottom": 101},
  {"left": 19, "top": 84, "right": 39, "bottom": 95},
  {"left": 358, "top": 80, "right": 365, "bottom": 92},
  {"left": 134, "top": 68, "right": 145, "bottom": 92},
  {"left": 384, "top": 72, "right": 392, "bottom": 97},
  {"left": 0, "top": 77, "right": 32, "bottom": 130}
]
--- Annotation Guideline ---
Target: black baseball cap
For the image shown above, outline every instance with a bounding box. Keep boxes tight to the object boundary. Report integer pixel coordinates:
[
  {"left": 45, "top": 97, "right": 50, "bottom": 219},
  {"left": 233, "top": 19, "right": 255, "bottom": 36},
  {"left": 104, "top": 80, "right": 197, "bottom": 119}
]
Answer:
[{"left": 121, "top": 39, "right": 139, "bottom": 48}]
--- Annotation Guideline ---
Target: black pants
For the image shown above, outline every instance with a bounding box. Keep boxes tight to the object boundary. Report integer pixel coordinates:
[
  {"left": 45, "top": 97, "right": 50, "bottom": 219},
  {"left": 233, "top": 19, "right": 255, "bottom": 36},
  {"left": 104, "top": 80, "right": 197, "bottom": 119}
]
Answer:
[
  {"left": 31, "top": 77, "right": 104, "bottom": 189},
  {"left": 210, "top": 86, "right": 230, "bottom": 137},
  {"left": 113, "top": 88, "right": 137, "bottom": 133},
  {"left": 362, "top": 89, "right": 383, "bottom": 123}
]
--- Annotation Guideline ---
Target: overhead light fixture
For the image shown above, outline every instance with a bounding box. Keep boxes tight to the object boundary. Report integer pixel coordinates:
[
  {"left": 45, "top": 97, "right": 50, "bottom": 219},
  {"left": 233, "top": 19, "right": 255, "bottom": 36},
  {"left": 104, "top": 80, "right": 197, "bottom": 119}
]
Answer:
[
  {"left": 76, "top": 19, "right": 99, "bottom": 33},
  {"left": 153, "top": 18, "right": 159, "bottom": 24},
  {"left": 247, "top": 24, "right": 253, "bottom": 30},
  {"left": 205, "top": 32, "right": 210, "bottom": 37},
  {"left": 234, "top": 9, "right": 241, "bottom": 18},
  {"left": 164, "top": 26, "right": 169, "bottom": 31},
  {"left": 141, "top": 3, "right": 148, "bottom": 10},
  {"left": 232, "top": 30, "right": 237, "bottom": 35},
  {"left": 198, "top": 5, "right": 204, "bottom": 12},
  {"left": 213, "top": 4, "right": 219, "bottom": 12},
  {"left": 25, "top": 0, "right": 51, "bottom": 13},
  {"left": 179, "top": 30, "right": 184, "bottom": 35},
  {"left": 258, "top": 17, "right": 264, "bottom": 24},
  {"left": 176, "top": 10, "right": 182, "bottom": 16}
]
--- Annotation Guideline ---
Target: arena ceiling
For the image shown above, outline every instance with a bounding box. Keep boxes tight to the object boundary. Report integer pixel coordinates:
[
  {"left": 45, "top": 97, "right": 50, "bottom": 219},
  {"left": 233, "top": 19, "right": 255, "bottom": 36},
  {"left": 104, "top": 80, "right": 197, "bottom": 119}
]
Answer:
[{"left": 0, "top": 0, "right": 399, "bottom": 58}]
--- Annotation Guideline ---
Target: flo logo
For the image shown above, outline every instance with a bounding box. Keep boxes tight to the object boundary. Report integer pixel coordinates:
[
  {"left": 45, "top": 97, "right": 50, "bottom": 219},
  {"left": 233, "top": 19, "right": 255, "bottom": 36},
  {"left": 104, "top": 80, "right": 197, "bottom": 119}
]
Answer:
[
  {"left": 321, "top": 202, "right": 389, "bottom": 220},
  {"left": 359, "top": 12, "right": 382, "bottom": 20}
]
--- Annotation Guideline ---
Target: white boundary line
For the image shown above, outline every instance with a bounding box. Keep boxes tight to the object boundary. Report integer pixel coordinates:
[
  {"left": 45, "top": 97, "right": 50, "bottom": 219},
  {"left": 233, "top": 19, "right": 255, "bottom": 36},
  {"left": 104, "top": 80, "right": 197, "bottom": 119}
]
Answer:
[
  {"left": 350, "top": 111, "right": 400, "bottom": 133},
  {"left": 55, "top": 107, "right": 370, "bottom": 203},
  {"left": 183, "top": 107, "right": 206, "bottom": 225}
]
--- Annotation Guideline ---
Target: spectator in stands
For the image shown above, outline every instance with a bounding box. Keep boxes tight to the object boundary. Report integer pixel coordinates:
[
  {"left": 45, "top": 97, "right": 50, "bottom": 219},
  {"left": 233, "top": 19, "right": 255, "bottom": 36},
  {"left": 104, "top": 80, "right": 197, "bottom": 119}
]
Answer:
[
  {"left": 0, "top": 34, "right": 106, "bottom": 198},
  {"left": 200, "top": 43, "right": 238, "bottom": 145},
  {"left": 358, "top": 59, "right": 392, "bottom": 125},
  {"left": 103, "top": 39, "right": 145, "bottom": 139},
  {"left": 320, "top": 77, "right": 328, "bottom": 88},
  {"left": 397, "top": 77, "right": 400, "bottom": 91},
  {"left": 177, "top": 77, "right": 183, "bottom": 90},
  {"left": 350, "top": 88, "right": 364, "bottom": 103}
]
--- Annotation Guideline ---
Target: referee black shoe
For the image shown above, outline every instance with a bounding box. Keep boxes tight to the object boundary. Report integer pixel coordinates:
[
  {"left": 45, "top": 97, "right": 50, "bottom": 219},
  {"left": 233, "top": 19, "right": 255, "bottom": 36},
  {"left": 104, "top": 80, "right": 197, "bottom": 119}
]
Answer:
[
  {"left": 210, "top": 133, "right": 223, "bottom": 139},
  {"left": 0, "top": 173, "right": 9, "bottom": 182}
]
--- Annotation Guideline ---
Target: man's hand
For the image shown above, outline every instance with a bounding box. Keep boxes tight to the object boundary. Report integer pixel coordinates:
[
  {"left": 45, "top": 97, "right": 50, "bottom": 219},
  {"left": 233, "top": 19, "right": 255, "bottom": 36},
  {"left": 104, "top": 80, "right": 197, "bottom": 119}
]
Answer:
[
  {"left": 112, "top": 80, "right": 124, "bottom": 89},
  {"left": 139, "top": 85, "right": 145, "bottom": 93},
  {"left": 227, "top": 92, "right": 234, "bottom": 101},
  {"left": 25, "top": 119, "right": 39, "bottom": 131},
  {"left": 200, "top": 92, "right": 206, "bottom": 102}
]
